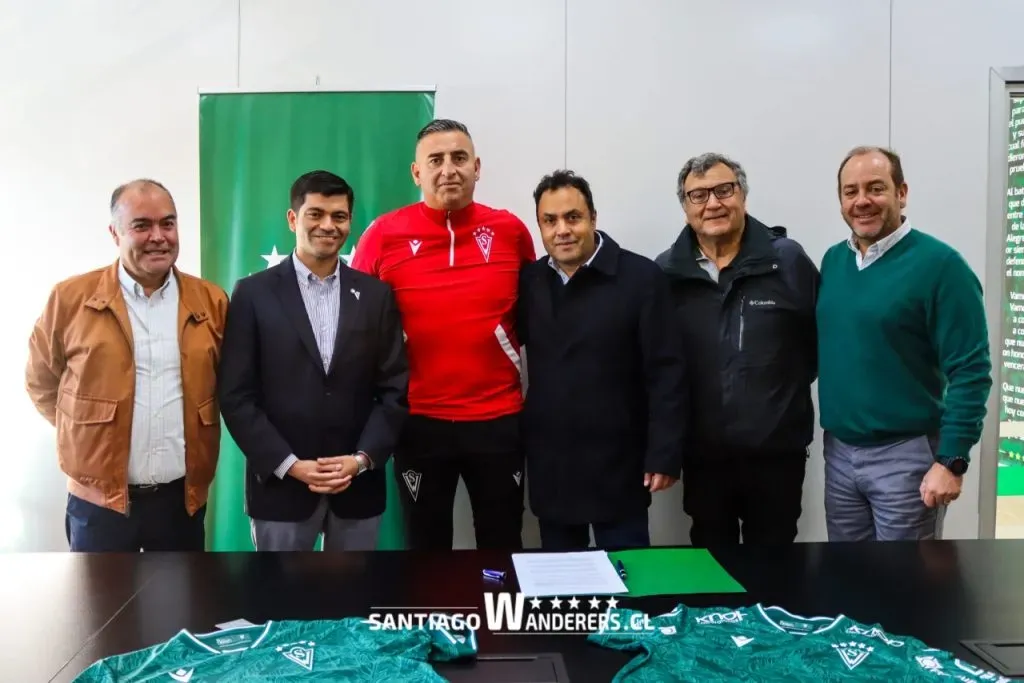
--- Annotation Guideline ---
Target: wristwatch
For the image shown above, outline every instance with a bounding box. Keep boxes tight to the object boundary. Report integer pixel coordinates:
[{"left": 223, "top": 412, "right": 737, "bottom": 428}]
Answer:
[
  {"left": 354, "top": 452, "right": 371, "bottom": 475},
  {"left": 939, "top": 456, "right": 969, "bottom": 476}
]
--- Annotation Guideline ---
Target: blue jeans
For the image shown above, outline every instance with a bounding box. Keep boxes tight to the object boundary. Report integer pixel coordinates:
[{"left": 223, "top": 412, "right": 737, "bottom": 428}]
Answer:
[{"left": 538, "top": 514, "right": 650, "bottom": 551}]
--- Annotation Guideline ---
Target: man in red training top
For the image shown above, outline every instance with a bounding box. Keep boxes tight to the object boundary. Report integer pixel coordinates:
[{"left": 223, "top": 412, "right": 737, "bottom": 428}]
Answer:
[{"left": 351, "top": 119, "right": 536, "bottom": 550}]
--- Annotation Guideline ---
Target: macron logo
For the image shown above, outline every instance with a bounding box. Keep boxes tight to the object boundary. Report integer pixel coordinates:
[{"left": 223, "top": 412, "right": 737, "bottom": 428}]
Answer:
[{"left": 409, "top": 239, "right": 422, "bottom": 255}]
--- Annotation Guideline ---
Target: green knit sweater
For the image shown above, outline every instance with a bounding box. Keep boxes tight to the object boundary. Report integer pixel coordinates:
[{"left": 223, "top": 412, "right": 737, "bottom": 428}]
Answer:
[{"left": 816, "top": 228, "right": 992, "bottom": 461}]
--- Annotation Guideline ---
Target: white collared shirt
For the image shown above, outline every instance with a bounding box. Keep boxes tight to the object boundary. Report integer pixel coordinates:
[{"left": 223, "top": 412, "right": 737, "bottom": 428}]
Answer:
[
  {"left": 694, "top": 248, "right": 721, "bottom": 283},
  {"left": 846, "top": 216, "right": 913, "bottom": 270},
  {"left": 117, "top": 262, "right": 186, "bottom": 485},
  {"left": 548, "top": 232, "right": 603, "bottom": 284}
]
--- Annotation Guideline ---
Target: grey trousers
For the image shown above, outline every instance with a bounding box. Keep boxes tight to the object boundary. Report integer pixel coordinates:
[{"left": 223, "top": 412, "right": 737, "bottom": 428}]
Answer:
[
  {"left": 823, "top": 431, "right": 946, "bottom": 541},
  {"left": 250, "top": 495, "right": 381, "bottom": 551}
]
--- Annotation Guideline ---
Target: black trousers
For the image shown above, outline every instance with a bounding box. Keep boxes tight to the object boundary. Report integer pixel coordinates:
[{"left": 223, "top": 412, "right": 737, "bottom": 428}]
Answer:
[
  {"left": 683, "top": 450, "right": 807, "bottom": 546},
  {"left": 538, "top": 512, "right": 650, "bottom": 551},
  {"left": 394, "top": 413, "right": 524, "bottom": 550},
  {"left": 65, "top": 478, "right": 206, "bottom": 552}
]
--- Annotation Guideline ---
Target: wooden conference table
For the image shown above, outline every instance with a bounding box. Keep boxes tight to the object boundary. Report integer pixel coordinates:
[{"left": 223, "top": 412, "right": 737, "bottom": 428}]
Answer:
[{"left": 5, "top": 540, "right": 1024, "bottom": 682}]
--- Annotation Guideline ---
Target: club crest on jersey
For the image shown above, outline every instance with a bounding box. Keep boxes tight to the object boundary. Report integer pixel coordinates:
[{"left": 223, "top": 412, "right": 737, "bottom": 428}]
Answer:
[
  {"left": 403, "top": 470, "right": 422, "bottom": 501},
  {"left": 277, "top": 640, "right": 315, "bottom": 671},
  {"left": 473, "top": 226, "right": 494, "bottom": 262},
  {"left": 832, "top": 641, "right": 873, "bottom": 670}
]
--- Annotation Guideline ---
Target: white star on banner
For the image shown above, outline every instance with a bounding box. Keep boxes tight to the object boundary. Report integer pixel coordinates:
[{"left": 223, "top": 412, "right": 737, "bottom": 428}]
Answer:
[
  {"left": 549, "top": 596, "right": 563, "bottom": 609},
  {"left": 261, "top": 246, "right": 288, "bottom": 268},
  {"left": 529, "top": 597, "right": 543, "bottom": 610},
  {"left": 588, "top": 597, "right": 602, "bottom": 610},
  {"left": 567, "top": 596, "right": 580, "bottom": 610},
  {"left": 606, "top": 597, "right": 619, "bottom": 609},
  {"left": 340, "top": 244, "right": 356, "bottom": 266}
]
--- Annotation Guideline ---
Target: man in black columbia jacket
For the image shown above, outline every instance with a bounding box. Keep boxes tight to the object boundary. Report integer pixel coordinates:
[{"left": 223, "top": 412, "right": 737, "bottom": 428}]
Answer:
[
  {"left": 658, "top": 152, "right": 820, "bottom": 546},
  {"left": 519, "top": 170, "right": 687, "bottom": 550}
]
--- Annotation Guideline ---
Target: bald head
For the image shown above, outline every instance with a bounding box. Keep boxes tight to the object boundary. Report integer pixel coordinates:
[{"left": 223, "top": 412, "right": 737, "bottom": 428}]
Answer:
[
  {"left": 110, "top": 179, "right": 175, "bottom": 232},
  {"left": 108, "top": 178, "right": 180, "bottom": 291}
]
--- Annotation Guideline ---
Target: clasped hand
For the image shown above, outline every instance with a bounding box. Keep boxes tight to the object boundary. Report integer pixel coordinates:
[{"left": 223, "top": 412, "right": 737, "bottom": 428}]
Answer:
[
  {"left": 645, "top": 473, "right": 678, "bottom": 493},
  {"left": 288, "top": 456, "right": 360, "bottom": 494}
]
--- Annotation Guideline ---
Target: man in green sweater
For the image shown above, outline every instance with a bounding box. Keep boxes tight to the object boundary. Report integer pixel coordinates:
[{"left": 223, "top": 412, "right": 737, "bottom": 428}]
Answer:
[{"left": 817, "top": 146, "right": 992, "bottom": 541}]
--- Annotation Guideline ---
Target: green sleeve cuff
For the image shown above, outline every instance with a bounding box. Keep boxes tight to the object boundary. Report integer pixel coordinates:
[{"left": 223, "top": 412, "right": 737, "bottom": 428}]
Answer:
[{"left": 936, "top": 435, "right": 974, "bottom": 464}]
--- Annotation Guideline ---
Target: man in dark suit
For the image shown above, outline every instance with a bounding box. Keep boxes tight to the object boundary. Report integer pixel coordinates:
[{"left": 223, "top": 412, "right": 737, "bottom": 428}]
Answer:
[
  {"left": 518, "top": 169, "right": 688, "bottom": 550},
  {"left": 218, "top": 170, "right": 409, "bottom": 551}
]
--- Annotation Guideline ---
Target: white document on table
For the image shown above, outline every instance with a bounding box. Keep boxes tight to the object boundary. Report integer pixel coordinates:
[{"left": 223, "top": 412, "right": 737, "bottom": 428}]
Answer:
[{"left": 511, "top": 550, "right": 628, "bottom": 597}]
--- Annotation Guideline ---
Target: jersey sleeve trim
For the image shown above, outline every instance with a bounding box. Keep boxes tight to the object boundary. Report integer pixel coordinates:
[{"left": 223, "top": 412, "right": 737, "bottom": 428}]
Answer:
[{"left": 494, "top": 325, "right": 522, "bottom": 375}]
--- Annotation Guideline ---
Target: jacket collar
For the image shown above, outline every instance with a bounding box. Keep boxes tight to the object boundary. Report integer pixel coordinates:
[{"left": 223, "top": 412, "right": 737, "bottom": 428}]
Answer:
[
  {"left": 418, "top": 201, "right": 478, "bottom": 227},
  {"left": 86, "top": 260, "right": 210, "bottom": 324},
  {"left": 586, "top": 230, "right": 620, "bottom": 276},
  {"left": 662, "top": 214, "right": 779, "bottom": 280},
  {"left": 542, "top": 230, "right": 620, "bottom": 279}
]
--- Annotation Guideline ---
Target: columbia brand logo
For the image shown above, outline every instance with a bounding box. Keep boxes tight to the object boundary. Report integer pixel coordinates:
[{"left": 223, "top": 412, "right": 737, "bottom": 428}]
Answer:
[{"left": 747, "top": 299, "right": 776, "bottom": 306}]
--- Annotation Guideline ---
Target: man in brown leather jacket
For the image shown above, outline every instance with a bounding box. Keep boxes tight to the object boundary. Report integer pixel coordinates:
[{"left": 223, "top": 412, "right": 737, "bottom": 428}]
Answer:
[{"left": 25, "top": 179, "right": 229, "bottom": 552}]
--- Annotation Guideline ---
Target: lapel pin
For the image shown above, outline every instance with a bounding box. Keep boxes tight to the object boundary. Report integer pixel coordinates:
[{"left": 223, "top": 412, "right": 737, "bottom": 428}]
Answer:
[{"left": 351, "top": 288, "right": 360, "bottom": 301}]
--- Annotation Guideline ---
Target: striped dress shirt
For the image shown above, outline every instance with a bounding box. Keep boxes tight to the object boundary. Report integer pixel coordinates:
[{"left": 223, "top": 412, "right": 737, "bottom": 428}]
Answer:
[{"left": 292, "top": 251, "right": 342, "bottom": 371}]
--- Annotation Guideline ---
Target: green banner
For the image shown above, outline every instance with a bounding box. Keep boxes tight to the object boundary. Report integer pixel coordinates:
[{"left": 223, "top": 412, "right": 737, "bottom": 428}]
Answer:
[
  {"left": 198, "top": 90, "right": 435, "bottom": 550},
  {"left": 999, "top": 95, "right": 1024, "bottom": 496}
]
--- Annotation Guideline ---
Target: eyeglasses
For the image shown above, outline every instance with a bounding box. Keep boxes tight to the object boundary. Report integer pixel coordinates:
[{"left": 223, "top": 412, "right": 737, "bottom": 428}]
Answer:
[{"left": 683, "top": 182, "right": 739, "bottom": 205}]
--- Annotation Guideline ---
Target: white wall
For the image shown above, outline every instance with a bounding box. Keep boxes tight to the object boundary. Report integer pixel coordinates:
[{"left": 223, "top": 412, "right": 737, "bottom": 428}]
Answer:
[
  {"left": 890, "top": 0, "right": 1024, "bottom": 539},
  {"left": 1, "top": 0, "right": 1019, "bottom": 550}
]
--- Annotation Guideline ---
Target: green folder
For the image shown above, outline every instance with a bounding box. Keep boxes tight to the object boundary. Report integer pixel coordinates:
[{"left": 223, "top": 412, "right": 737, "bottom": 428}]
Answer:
[{"left": 607, "top": 548, "right": 746, "bottom": 597}]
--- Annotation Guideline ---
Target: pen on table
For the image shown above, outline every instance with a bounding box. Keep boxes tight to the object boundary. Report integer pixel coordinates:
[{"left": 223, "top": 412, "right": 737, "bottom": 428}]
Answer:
[
  {"left": 615, "top": 559, "right": 628, "bottom": 580},
  {"left": 483, "top": 569, "right": 506, "bottom": 583}
]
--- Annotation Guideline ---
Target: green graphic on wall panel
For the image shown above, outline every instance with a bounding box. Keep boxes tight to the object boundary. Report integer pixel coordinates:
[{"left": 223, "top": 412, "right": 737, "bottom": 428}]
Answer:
[{"left": 998, "top": 95, "right": 1024, "bottom": 496}]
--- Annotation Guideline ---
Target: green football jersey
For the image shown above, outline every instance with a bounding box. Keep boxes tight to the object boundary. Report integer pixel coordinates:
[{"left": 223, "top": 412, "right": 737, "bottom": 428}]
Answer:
[
  {"left": 771, "top": 607, "right": 1010, "bottom": 682},
  {"left": 72, "top": 616, "right": 477, "bottom": 682},
  {"left": 589, "top": 604, "right": 1010, "bottom": 682}
]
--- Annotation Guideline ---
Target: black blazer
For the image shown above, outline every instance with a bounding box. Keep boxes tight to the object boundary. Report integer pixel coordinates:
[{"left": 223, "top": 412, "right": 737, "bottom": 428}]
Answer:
[
  {"left": 518, "top": 231, "right": 688, "bottom": 525},
  {"left": 217, "top": 254, "right": 409, "bottom": 522}
]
